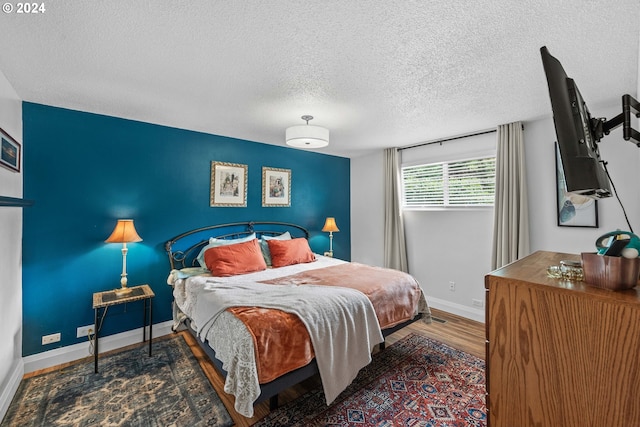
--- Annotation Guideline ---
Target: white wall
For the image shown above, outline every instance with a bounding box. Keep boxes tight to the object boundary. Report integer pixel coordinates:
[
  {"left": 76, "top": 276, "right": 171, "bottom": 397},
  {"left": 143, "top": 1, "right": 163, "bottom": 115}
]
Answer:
[
  {"left": 526, "top": 101, "right": 640, "bottom": 254},
  {"left": 351, "top": 100, "right": 640, "bottom": 323},
  {"left": 403, "top": 209, "right": 492, "bottom": 321},
  {"left": 351, "top": 150, "right": 385, "bottom": 267},
  {"left": 0, "top": 69, "right": 23, "bottom": 420},
  {"left": 351, "top": 135, "right": 494, "bottom": 322},
  {"left": 401, "top": 132, "right": 496, "bottom": 321}
]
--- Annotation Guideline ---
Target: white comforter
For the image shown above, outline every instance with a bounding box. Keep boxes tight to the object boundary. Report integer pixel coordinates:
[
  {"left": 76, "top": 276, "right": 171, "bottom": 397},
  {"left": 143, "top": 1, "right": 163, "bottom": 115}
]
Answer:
[{"left": 169, "top": 255, "right": 386, "bottom": 417}]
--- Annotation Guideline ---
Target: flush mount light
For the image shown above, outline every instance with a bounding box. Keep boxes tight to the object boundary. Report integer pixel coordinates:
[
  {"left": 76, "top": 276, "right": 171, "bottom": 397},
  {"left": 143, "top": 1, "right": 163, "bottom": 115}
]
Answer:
[{"left": 285, "top": 115, "right": 329, "bottom": 148}]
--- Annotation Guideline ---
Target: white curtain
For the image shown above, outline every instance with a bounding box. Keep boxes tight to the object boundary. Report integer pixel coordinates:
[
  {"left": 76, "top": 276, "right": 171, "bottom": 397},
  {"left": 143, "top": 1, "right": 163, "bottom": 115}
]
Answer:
[
  {"left": 383, "top": 148, "right": 409, "bottom": 272},
  {"left": 491, "top": 121, "right": 530, "bottom": 270}
]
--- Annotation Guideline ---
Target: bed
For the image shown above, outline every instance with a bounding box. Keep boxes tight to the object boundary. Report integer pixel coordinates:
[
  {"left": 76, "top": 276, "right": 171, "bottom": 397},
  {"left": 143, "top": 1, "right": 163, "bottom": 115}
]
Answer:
[{"left": 165, "top": 221, "right": 431, "bottom": 417}]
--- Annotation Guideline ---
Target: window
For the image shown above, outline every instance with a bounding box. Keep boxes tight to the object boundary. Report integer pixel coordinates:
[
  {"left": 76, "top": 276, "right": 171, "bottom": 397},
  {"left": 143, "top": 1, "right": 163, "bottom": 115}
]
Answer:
[{"left": 402, "top": 156, "right": 496, "bottom": 208}]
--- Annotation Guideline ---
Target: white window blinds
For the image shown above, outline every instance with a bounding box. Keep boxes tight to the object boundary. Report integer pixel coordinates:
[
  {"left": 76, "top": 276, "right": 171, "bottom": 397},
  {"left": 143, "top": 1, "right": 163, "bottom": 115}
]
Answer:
[{"left": 402, "top": 156, "right": 496, "bottom": 208}]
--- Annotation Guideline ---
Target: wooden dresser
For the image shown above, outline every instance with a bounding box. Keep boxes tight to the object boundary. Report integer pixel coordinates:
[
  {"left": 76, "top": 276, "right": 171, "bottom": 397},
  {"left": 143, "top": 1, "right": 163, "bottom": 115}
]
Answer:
[{"left": 485, "top": 250, "right": 640, "bottom": 427}]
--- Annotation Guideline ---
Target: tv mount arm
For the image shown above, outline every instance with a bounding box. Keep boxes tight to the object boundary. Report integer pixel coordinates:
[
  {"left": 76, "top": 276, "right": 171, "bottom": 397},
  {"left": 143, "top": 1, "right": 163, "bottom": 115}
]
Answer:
[{"left": 591, "top": 94, "right": 640, "bottom": 146}]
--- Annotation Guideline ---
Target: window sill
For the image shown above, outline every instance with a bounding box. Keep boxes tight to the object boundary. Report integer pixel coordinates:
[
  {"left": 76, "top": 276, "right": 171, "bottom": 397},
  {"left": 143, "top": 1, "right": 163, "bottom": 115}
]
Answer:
[{"left": 402, "top": 206, "right": 494, "bottom": 212}]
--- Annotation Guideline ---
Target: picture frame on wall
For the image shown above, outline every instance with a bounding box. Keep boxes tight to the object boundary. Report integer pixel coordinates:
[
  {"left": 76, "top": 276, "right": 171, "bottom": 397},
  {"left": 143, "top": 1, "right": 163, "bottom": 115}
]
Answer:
[
  {"left": 555, "top": 142, "right": 598, "bottom": 227},
  {"left": 210, "top": 161, "right": 248, "bottom": 207},
  {"left": 262, "top": 167, "right": 291, "bottom": 207},
  {"left": 0, "top": 127, "right": 20, "bottom": 173}
]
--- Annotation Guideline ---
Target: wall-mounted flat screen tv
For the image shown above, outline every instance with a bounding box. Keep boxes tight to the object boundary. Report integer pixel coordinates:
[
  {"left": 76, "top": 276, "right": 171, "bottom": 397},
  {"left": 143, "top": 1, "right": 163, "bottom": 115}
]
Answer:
[{"left": 540, "top": 46, "right": 612, "bottom": 199}]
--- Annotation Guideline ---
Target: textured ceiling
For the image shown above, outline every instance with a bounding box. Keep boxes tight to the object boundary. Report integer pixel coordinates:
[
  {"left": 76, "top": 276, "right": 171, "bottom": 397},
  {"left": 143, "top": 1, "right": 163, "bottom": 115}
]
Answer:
[{"left": 0, "top": 1, "right": 638, "bottom": 158}]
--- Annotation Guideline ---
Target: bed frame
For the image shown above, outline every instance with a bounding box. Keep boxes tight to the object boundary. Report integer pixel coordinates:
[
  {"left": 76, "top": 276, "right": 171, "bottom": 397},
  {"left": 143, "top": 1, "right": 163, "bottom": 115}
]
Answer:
[
  {"left": 165, "top": 221, "right": 309, "bottom": 270},
  {"left": 165, "top": 221, "right": 423, "bottom": 411}
]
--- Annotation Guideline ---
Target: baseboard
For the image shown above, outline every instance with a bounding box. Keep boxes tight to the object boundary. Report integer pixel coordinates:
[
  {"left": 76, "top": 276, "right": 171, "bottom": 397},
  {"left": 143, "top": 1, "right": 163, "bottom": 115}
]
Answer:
[
  {"left": 425, "top": 296, "right": 485, "bottom": 323},
  {"left": 0, "top": 358, "right": 24, "bottom": 422},
  {"left": 23, "top": 320, "right": 174, "bottom": 374}
]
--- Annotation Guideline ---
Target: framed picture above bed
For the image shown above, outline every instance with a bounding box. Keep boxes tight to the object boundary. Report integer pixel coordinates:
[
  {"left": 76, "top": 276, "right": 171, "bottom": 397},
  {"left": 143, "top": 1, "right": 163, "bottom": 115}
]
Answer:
[
  {"left": 262, "top": 167, "right": 291, "bottom": 207},
  {"left": 210, "top": 161, "right": 248, "bottom": 207},
  {"left": 0, "top": 128, "right": 20, "bottom": 173}
]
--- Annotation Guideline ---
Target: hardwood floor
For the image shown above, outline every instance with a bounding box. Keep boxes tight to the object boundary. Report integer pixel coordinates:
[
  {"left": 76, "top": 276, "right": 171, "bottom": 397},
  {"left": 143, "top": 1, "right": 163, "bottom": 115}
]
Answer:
[{"left": 183, "top": 307, "right": 486, "bottom": 427}]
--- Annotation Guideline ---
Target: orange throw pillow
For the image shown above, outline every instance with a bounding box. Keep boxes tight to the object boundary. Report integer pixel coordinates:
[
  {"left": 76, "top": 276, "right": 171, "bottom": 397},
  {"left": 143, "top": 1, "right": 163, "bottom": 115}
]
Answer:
[
  {"left": 267, "top": 238, "right": 316, "bottom": 268},
  {"left": 204, "top": 239, "right": 267, "bottom": 276}
]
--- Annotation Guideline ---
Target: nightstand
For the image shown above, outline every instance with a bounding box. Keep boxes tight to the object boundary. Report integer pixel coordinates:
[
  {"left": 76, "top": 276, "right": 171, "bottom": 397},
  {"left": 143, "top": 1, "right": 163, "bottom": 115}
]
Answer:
[{"left": 92, "top": 284, "right": 155, "bottom": 373}]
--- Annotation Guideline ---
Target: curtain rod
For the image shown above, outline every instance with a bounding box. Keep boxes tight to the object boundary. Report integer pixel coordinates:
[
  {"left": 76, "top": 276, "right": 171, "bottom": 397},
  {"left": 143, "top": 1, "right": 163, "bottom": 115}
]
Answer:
[{"left": 398, "top": 129, "right": 497, "bottom": 152}]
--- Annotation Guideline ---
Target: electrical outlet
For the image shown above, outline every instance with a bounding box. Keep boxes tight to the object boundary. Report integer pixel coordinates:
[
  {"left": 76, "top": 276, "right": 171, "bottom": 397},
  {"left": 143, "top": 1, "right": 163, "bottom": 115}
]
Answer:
[
  {"left": 449, "top": 281, "right": 455, "bottom": 291},
  {"left": 42, "top": 333, "right": 61, "bottom": 345},
  {"left": 77, "top": 324, "right": 95, "bottom": 338},
  {"left": 472, "top": 298, "right": 484, "bottom": 307}
]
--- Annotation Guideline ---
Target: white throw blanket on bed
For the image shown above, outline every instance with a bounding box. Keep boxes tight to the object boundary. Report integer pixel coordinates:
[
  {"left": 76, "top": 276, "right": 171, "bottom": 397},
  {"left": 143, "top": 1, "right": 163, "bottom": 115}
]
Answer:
[{"left": 193, "top": 281, "right": 384, "bottom": 407}]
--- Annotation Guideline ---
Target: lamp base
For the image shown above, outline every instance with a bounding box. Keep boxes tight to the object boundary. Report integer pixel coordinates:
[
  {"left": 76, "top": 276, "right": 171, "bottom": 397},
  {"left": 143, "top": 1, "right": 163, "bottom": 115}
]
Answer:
[{"left": 114, "top": 286, "right": 133, "bottom": 297}]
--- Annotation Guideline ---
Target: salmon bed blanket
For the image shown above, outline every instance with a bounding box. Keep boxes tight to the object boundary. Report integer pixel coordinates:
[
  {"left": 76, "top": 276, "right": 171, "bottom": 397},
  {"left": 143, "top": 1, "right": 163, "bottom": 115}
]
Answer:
[{"left": 231, "top": 262, "right": 429, "bottom": 384}]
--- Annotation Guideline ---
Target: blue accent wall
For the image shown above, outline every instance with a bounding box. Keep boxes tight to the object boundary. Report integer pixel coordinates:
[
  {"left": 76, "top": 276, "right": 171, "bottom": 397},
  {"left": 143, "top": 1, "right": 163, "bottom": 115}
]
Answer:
[{"left": 22, "top": 102, "right": 350, "bottom": 357}]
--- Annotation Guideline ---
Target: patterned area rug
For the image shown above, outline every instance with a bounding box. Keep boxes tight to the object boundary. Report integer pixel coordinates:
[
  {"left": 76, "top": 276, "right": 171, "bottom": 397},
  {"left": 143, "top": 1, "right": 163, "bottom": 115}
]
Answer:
[
  {"left": 2, "top": 335, "right": 233, "bottom": 427},
  {"left": 255, "top": 333, "right": 486, "bottom": 427}
]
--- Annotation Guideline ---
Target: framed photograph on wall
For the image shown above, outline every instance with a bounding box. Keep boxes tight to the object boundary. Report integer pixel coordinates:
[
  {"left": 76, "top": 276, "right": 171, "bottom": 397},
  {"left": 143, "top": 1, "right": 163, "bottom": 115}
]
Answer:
[
  {"left": 262, "top": 167, "right": 291, "bottom": 207},
  {"left": 210, "top": 161, "right": 248, "bottom": 207},
  {"left": 0, "top": 128, "right": 20, "bottom": 173},
  {"left": 555, "top": 142, "right": 598, "bottom": 227}
]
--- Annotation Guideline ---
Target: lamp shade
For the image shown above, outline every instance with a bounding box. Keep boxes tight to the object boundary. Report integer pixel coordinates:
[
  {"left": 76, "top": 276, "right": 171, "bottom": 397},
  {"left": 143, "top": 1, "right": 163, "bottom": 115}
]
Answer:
[
  {"left": 322, "top": 217, "right": 339, "bottom": 233},
  {"left": 286, "top": 125, "right": 329, "bottom": 148},
  {"left": 105, "top": 219, "right": 143, "bottom": 243}
]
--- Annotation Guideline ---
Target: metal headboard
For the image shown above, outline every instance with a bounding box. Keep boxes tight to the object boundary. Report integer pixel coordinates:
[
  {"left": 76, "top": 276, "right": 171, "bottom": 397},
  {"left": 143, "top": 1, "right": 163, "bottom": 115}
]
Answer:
[{"left": 165, "top": 221, "right": 310, "bottom": 270}]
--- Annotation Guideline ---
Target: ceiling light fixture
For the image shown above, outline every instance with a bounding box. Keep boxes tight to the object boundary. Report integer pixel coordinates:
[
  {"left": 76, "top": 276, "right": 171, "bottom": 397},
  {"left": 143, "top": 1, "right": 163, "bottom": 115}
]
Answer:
[{"left": 285, "top": 115, "right": 329, "bottom": 148}]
